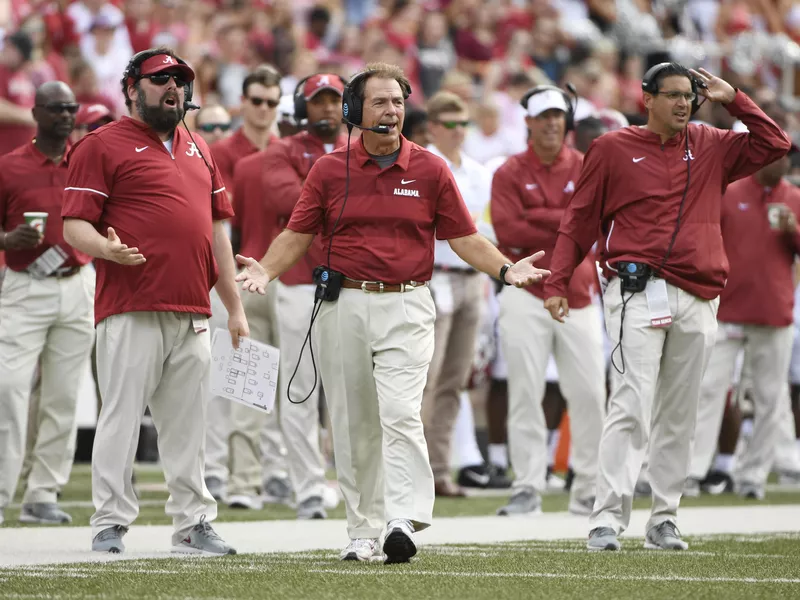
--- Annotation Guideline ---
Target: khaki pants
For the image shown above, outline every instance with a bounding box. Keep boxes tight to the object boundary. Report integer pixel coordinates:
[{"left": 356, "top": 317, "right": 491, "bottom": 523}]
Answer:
[
  {"left": 204, "top": 287, "right": 230, "bottom": 482},
  {"left": 316, "top": 286, "right": 436, "bottom": 539},
  {"left": 275, "top": 282, "right": 328, "bottom": 503},
  {"left": 227, "top": 280, "right": 287, "bottom": 496},
  {"left": 0, "top": 268, "right": 94, "bottom": 508},
  {"left": 773, "top": 384, "right": 800, "bottom": 473},
  {"left": 592, "top": 277, "right": 718, "bottom": 534},
  {"left": 691, "top": 323, "right": 793, "bottom": 484},
  {"left": 421, "top": 271, "right": 484, "bottom": 480},
  {"left": 499, "top": 287, "right": 605, "bottom": 501},
  {"left": 91, "top": 311, "right": 216, "bottom": 537}
]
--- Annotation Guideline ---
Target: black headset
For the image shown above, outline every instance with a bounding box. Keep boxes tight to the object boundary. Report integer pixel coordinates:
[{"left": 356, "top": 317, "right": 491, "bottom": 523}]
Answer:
[
  {"left": 519, "top": 84, "right": 577, "bottom": 133},
  {"left": 641, "top": 62, "right": 706, "bottom": 116},
  {"left": 341, "top": 69, "right": 412, "bottom": 129},
  {"left": 122, "top": 49, "right": 197, "bottom": 110},
  {"left": 293, "top": 73, "right": 348, "bottom": 124}
]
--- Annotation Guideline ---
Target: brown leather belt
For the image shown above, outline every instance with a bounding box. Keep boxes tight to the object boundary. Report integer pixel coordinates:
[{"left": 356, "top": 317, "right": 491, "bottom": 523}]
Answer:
[
  {"left": 342, "top": 278, "right": 428, "bottom": 293},
  {"left": 48, "top": 265, "right": 81, "bottom": 278}
]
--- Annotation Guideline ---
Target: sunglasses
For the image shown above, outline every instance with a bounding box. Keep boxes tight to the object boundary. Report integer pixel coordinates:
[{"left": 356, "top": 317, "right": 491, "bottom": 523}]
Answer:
[
  {"left": 436, "top": 120, "right": 470, "bottom": 129},
  {"left": 248, "top": 97, "right": 280, "bottom": 108},
  {"left": 37, "top": 102, "right": 80, "bottom": 114},
  {"left": 146, "top": 73, "right": 187, "bottom": 87},
  {"left": 198, "top": 123, "right": 232, "bottom": 133}
]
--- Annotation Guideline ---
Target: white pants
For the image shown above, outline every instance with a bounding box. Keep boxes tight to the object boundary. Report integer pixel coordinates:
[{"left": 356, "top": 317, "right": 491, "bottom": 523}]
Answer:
[
  {"left": 91, "top": 311, "right": 216, "bottom": 537},
  {"left": 691, "top": 323, "right": 793, "bottom": 485},
  {"left": 316, "top": 286, "right": 436, "bottom": 539},
  {"left": 592, "top": 277, "right": 718, "bottom": 534},
  {"left": 0, "top": 268, "right": 94, "bottom": 507},
  {"left": 204, "top": 287, "right": 230, "bottom": 482},
  {"left": 275, "top": 282, "right": 327, "bottom": 503},
  {"left": 499, "top": 287, "right": 605, "bottom": 501}
]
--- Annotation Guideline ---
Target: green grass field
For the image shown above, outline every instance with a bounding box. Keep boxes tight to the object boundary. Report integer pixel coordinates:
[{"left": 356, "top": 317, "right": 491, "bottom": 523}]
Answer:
[{"left": 1, "top": 535, "right": 799, "bottom": 599}]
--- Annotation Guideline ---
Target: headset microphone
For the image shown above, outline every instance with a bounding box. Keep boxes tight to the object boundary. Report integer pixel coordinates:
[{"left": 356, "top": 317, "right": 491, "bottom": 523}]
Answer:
[
  {"left": 341, "top": 118, "right": 391, "bottom": 134},
  {"left": 184, "top": 101, "right": 200, "bottom": 111}
]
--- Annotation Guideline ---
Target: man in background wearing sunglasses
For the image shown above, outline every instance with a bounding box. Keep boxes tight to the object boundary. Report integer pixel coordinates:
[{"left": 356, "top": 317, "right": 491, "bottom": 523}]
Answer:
[
  {"left": 194, "top": 105, "right": 232, "bottom": 146},
  {"left": 62, "top": 47, "right": 246, "bottom": 556},
  {"left": 421, "top": 91, "right": 494, "bottom": 498},
  {"left": 71, "top": 103, "right": 115, "bottom": 143},
  {"left": 206, "top": 65, "right": 286, "bottom": 507},
  {"left": 0, "top": 81, "right": 94, "bottom": 527}
]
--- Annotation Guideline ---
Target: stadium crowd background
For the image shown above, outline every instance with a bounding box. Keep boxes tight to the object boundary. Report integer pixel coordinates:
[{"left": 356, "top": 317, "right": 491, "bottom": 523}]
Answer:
[{"left": 1, "top": 0, "right": 799, "bottom": 152}]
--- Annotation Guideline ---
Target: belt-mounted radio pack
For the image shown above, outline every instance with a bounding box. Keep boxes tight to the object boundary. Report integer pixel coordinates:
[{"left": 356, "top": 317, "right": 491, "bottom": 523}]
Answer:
[
  {"left": 313, "top": 266, "right": 343, "bottom": 302},
  {"left": 616, "top": 261, "right": 651, "bottom": 293}
]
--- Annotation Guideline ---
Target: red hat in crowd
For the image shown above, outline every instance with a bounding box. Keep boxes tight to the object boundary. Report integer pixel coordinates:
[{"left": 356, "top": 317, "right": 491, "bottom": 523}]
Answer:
[
  {"left": 75, "top": 104, "right": 113, "bottom": 127},
  {"left": 301, "top": 74, "right": 345, "bottom": 100}
]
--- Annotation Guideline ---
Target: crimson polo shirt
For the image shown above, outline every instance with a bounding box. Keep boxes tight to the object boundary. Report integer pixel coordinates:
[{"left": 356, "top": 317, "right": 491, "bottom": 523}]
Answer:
[
  {"left": 287, "top": 136, "right": 477, "bottom": 283},
  {"left": 0, "top": 140, "right": 91, "bottom": 272},
  {"left": 210, "top": 129, "right": 277, "bottom": 204},
  {"left": 62, "top": 117, "right": 234, "bottom": 325}
]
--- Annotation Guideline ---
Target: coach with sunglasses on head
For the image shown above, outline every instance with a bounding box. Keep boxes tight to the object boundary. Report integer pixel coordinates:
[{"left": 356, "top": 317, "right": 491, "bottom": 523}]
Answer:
[
  {"left": 236, "top": 62, "right": 550, "bottom": 565},
  {"left": 62, "top": 47, "right": 247, "bottom": 556},
  {"left": 543, "top": 63, "right": 791, "bottom": 552},
  {"left": 0, "top": 81, "right": 93, "bottom": 527}
]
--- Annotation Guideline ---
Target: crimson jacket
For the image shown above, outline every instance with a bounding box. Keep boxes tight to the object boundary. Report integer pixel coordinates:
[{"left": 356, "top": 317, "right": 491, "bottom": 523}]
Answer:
[
  {"left": 491, "top": 145, "right": 596, "bottom": 309},
  {"left": 717, "top": 176, "right": 800, "bottom": 327},
  {"left": 544, "top": 90, "right": 792, "bottom": 301}
]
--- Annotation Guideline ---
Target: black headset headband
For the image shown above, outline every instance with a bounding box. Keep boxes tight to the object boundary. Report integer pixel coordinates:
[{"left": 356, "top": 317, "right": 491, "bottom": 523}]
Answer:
[{"left": 641, "top": 62, "right": 704, "bottom": 115}]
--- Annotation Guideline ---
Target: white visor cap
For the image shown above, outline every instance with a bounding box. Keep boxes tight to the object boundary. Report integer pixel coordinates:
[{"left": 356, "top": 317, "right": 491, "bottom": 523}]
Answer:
[{"left": 527, "top": 89, "right": 568, "bottom": 117}]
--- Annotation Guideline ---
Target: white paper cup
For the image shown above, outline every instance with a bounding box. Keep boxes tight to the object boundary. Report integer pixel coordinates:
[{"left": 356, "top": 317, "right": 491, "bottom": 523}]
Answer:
[
  {"left": 23, "top": 212, "right": 48, "bottom": 234},
  {"left": 767, "top": 204, "right": 783, "bottom": 230}
]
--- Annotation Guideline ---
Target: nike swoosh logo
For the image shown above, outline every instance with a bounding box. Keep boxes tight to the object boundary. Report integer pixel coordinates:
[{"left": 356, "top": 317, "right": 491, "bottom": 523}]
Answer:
[
  {"left": 135, "top": 146, "right": 148, "bottom": 153},
  {"left": 632, "top": 157, "right": 646, "bottom": 163},
  {"left": 401, "top": 179, "right": 416, "bottom": 185},
  {"left": 463, "top": 471, "right": 490, "bottom": 486}
]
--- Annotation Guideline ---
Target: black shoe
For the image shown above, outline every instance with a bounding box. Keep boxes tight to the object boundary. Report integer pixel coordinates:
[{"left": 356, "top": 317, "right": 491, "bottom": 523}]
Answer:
[
  {"left": 700, "top": 470, "right": 734, "bottom": 495},
  {"left": 564, "top": 467, "right": 575, "bottom": 492},
  {"left": 485, "top": 463, "right": 512, "bottom": 489},
  {"left": 457, "top": 464, "right": 512, "bottom": 489}
]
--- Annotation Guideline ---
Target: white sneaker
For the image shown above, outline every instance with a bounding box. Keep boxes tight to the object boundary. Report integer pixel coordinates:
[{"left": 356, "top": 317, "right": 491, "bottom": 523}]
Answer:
[
  {"left": 227, "top": 494, "right": 264, "bottom": 510},
  {"left": 340, "top": 538, "right": 380, "bottom": 562},
  {"left": 383, "top": 518, "right": 417, "bottom": 564}
]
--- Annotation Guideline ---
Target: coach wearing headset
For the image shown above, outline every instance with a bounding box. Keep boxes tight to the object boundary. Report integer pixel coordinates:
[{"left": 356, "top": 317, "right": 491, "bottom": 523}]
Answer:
[
  {"left": 236, "top": 62, "right": 550, "bottom": 565},
  {"left": 543, "top": 63, "right": 791, "bottom": 552},
  {"left": 62, "top": 47, "right": 246, "bottom": 556},
  {"left": 490, "top": 85, "right": 605, "bottom": 519}
]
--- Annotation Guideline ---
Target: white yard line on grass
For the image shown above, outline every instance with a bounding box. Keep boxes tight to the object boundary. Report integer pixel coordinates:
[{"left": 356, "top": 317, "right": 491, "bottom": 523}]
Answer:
[
  {"left": 307, "top": 569, "right": 800, "bottom": 585},
  {"left": 1, "top": 504, "right": 799, "bottom": 568}
]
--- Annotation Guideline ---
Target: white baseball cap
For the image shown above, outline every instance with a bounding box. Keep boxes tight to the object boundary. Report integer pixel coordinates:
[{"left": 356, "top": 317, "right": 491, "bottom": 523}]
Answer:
[{"left": 526, "top": 89, "right": 568, "bottom": 117}]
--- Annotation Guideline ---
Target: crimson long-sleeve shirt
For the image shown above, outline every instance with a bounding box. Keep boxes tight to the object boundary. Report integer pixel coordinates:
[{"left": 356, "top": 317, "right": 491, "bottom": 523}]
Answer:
[
  {"left": 490, "top": 145, "right": 596, "bottom": 309},
  {"left": 717, "top": 176, "right": 800, "bottom": 327},
  {"left": 544, "top": 90, "right": 791, "bottom": 301}
]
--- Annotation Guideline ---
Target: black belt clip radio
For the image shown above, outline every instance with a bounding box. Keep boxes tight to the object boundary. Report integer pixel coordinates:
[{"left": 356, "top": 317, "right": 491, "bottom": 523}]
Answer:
[
  {"left": 313, "top": 265, "right": 343, "bottom": 302},
  {"left": 616, "top": 261, "right": 651, "bottom": 293}
]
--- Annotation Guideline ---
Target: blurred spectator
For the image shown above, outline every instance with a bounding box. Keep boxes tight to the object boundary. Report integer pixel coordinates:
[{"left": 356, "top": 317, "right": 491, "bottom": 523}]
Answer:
[
  {"left": 402, "top": 106, "right": 430, "bottom": 147},
  {"left": 71, "top": 101, "right": 114, "bottom": 143},
  {"left": 416, "top": 9, "right": 455, "bottom": 100},
  {"left": 193, "top": 103, "right": 231, "bottom": 145},
  {"left": 463, "top": 101, "right": 524, "bottom": 165},
  {"left": 0, "top": 30, "right": 36, "bottom": 156},
  {"left": 79, "top": 12, "right": 133, "bottom": 115},
  {"left": 68, "top": 58, "right": 116, "bottom": 116},
  {"left": 573, "top": 116, "right": 608, "bottom": 154}
]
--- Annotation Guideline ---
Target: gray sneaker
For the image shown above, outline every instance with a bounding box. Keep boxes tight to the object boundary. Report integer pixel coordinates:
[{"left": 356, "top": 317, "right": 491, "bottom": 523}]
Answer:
[
  {"left": 737, "top": 482, "right": 765, "bottom": 500},
  {"left": 297, "top": 496, "right": 327, "bottom": 520},
  {"left": 172, "top": 515, "right": 236, "bottom": 556},
  {"left": 644, "top": 520, "right": 688, "bottom": 550},
  {"left": 263, "top": 476, "right": 292, "bottom": 504},
  {"left": 587, "top": 527, "right": 621, "bottom": 551},
  {"left": 19, "top": 503, "right": 72, "bottom": 524},
  {"left": 205, "top": 476, "right": 225, "bottom": 501},
  {"left": 497, "top": 488, "right": 542, "bottom": 516},
  {"left": 92, "top": 525, "right": 128, "bottom": 553}
]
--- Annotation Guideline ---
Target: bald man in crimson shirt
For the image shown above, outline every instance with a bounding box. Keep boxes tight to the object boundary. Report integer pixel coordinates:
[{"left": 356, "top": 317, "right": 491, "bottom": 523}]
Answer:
[
  {"left": 62, "top": 48, "right": 247, "bottom": 556},
  {"left": 236, "top": 62, "right": 549, "bottom": 565}
]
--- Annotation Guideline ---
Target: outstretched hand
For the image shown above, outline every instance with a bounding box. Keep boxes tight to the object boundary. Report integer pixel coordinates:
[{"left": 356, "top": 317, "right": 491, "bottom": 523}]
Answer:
[
  {"left": 235, "top": 255, "right": 270, "bottom": 295},
  {"left": 103, "top": 227, "right": 145, "bottom": 265},
  {"left": 505, "top": 251, "right": 551, "bottom": 287}
]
